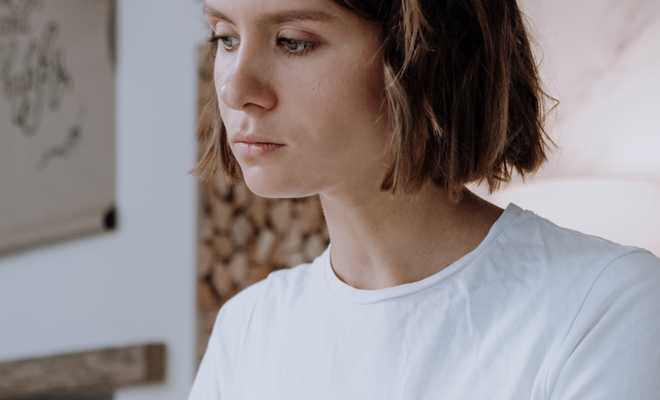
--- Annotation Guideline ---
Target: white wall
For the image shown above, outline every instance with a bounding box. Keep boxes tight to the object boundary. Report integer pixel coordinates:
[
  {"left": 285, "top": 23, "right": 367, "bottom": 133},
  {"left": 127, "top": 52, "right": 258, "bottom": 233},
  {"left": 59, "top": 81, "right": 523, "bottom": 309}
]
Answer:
[
  {"left": 0, "top": 1, "right": 207, "bottom": 399},
  {"left": 517, "top": 0, "right": 660, "bottom": 181},
  {"left": 470, "top": 0, "right": 660, "bottom": 257}
]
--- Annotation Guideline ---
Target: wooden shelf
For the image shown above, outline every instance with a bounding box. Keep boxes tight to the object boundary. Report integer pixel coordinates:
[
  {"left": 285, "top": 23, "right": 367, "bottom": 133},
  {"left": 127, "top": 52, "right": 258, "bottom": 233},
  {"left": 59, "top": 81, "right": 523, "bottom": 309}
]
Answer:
[{"left": 0, "top": 342, "right": 166, "bottom": 400}]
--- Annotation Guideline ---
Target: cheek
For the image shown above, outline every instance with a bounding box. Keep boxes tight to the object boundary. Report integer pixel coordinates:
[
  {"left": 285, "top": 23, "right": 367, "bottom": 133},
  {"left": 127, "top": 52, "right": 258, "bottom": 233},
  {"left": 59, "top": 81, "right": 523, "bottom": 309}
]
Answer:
[
  {"left": 320, "top": 60, "right": 384, "bottom": 119},
  {"left": 287, "top": 61, "right": 389, "bottom": 174},
  {"left": 313, "top": 60, "right": 388, "bottom": 147},
  {"left": 213, "top": 55, "right": 232, "bottom": 120}
]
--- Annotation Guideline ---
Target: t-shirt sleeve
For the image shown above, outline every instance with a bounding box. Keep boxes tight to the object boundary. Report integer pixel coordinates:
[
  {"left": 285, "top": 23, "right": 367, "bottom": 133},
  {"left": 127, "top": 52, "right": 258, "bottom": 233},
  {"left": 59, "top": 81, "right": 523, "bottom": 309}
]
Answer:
[
  {"left": 187, "top": 304, "right": 234, "bottom": 400},
  {"left": 547, "top": 249, "right": 660, "bottom": 400}
]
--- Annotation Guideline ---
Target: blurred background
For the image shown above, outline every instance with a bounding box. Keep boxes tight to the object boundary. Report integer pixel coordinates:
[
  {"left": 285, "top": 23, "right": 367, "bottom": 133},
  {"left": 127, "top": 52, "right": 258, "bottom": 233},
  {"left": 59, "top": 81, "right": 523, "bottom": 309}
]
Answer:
[{"left": 0, "top": 0, "right": 657, "bottom": 399}]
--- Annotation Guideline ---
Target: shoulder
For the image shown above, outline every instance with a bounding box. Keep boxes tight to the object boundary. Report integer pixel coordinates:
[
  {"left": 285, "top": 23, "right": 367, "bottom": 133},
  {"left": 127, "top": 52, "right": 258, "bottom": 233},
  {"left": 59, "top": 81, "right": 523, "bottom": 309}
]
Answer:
[
  {"left": 491, "top": 207, "right": 659, "bottom": 321},
  {"left": 207, "top": 277, "right": 270, "bottom": 356},
  {"left": 259, "top": 261, "right": 318, "bottom": 307},
  {"left": 189, "top": 276, "right": 274, "bottom": 400},
  {"left": 502, "top": 209, "right": 660, "bottom": 398},
  {"left": 215, "top": 276, "right": 269, "bottom": 330},
  {"left": 536, "top": 211, "right": 660, "bottom": 284},
  {"left": 543, "top": 249, "right": 660, "bottom": 399},
  {"left": 493, "top": 207, "right": 655, "bottom": 290},
  {"left": 512, "top": 208, "right": 660, "bottom": 398},
  {"left": 212, "top": 260, "right": 316, "bottom": 335},
  {"left": 602, "top": 247, "right": 660, "bottom": 277},
  {"left": 575, "top": 248, "right": 660, "bottom": 314},
  {"left": 206, "top": 260, "right": 317, "bottom": 365},
  {"left": 503, "top": 207, "right": 642, "bottom": 265}
]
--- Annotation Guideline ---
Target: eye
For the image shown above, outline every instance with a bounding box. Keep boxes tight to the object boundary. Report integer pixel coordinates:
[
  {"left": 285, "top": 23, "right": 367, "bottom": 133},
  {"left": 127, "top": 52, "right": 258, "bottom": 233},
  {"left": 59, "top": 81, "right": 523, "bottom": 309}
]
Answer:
[
  {"left": 207, "top": 33, "right": 238, "bottom": 49},
  {"left": 276, "top": 37, "right": 317, "bottom": 57},
  {"left": 207, "top": 32, "right": 317, "bottom": 57}
]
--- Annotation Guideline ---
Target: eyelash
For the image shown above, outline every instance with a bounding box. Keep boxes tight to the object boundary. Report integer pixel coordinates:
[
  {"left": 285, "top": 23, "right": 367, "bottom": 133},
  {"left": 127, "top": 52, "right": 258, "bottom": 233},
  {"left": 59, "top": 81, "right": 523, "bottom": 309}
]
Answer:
[{"left": 207, "top": 32, "right": 317, "bottom": 58}]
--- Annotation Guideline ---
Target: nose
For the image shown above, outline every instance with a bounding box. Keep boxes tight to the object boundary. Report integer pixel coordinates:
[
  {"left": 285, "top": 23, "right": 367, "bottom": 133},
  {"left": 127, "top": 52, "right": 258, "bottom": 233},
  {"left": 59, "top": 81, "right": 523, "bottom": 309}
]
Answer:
[{"left": 217, "top": 44, "right": 277, "bottom": 112}]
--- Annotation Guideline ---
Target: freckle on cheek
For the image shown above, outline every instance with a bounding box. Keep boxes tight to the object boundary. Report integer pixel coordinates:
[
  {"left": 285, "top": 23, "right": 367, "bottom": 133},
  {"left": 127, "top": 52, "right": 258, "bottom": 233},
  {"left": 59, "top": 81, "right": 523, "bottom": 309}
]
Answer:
[{"left": 309, "top": 77, "right": 322, "bottom": 96}]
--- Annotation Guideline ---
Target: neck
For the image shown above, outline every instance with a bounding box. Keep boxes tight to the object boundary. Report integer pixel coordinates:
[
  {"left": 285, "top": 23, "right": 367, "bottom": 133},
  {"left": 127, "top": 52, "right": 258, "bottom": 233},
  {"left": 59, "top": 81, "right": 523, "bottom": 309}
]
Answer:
[{"left": 319, "top": 181, "right": 504, "bottom": 290}]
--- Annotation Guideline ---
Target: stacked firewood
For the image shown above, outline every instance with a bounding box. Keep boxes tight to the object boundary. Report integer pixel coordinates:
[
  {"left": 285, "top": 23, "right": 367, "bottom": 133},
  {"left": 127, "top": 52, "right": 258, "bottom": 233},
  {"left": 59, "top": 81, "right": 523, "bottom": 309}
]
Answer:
[{"left": 195, "top": 40, "right": 329, "bottom": 361}]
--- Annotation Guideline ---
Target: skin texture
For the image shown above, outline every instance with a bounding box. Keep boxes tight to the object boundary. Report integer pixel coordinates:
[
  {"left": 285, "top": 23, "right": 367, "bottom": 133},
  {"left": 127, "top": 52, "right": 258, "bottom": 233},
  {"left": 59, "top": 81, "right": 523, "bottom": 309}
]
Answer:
[{"left": 205, "top": 0, "right": 505, "bottom": 290}]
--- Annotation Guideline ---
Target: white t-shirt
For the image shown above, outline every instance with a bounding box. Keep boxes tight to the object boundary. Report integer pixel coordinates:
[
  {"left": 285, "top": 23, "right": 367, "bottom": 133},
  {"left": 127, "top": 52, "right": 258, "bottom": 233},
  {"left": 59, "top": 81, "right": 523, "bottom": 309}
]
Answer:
[{"left": 188, "top": 202, "right": 660, "bottom": 400}]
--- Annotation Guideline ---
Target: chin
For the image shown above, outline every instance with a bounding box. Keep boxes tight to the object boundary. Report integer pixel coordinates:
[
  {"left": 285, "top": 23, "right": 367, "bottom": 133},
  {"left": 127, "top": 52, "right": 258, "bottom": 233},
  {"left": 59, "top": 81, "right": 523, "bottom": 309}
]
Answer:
[
  {"left": 246, "top": 179, "right": 324, "bottom": 200},
  {"left": 242, "top": 174, "right": 304, "bottom": 199}
]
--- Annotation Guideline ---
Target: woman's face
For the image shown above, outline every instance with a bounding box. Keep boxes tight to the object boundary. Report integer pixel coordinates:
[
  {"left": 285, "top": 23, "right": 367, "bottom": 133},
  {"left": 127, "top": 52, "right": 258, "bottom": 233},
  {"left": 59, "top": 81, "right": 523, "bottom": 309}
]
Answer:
[{"left": 204, "top": 0, "right": 392, "bottom": 199}]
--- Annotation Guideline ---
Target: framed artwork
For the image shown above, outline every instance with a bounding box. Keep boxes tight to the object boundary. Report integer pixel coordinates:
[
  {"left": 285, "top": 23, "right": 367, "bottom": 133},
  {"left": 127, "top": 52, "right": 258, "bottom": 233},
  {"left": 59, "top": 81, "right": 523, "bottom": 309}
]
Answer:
[{"left": 0, "top": 0, "right": 117, "bottom": 255}]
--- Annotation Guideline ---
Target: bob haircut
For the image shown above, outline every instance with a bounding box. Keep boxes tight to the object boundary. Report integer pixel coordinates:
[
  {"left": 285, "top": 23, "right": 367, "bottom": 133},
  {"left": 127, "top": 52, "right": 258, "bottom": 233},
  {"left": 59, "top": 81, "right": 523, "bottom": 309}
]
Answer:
[{"left": 193, "top": 0, "right": 558, "bottom": 204}]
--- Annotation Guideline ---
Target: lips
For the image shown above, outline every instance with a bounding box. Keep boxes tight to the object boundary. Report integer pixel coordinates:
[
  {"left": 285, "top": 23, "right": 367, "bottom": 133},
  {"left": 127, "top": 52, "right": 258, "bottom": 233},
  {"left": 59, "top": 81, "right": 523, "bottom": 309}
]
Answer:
[
  {"left": 232, "top": 131, "right": 284, "bottom": 145},
  {"left": 234, "top": 142, "right": 286, "bottom": 158},
  {"left": 237, "top": 140, "right": 282, "bottom": 145}
]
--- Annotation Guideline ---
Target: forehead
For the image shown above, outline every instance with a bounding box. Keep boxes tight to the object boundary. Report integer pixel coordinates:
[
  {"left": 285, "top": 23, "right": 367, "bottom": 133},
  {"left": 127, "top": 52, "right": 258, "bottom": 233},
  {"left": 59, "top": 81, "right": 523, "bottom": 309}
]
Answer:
[
  {"left": 204, "top": 0, "right": 330, "bottom": 10},
  {"left": 203, "top": 0, "right": 343, "bottom": 26}
]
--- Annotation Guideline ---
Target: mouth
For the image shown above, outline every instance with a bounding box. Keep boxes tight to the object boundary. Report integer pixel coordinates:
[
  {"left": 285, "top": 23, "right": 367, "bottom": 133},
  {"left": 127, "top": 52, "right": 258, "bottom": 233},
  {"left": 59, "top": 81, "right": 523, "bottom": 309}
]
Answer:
[
  {"left": 234, "top": 142, "right": 286, "bottom": 158},
  {"left": 235, "top": 141, "right": 283, "bottom": 145},
  {"left": 231, "top": 133, "right": 285, "bottom": 146}
]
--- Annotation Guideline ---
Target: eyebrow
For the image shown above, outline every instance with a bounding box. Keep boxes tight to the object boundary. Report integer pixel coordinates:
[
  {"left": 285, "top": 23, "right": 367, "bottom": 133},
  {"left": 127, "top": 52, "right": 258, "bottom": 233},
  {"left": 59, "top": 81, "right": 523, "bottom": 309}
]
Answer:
[{"left": 202, "top": 3, "right": 338, "bottom": 26}]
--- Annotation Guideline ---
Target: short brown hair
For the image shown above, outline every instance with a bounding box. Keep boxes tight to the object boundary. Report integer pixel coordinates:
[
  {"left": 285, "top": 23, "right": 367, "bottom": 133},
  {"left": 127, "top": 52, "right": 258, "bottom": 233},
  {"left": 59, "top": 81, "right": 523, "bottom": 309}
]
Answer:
[{"left": 192, "top": 0, "right": 558, "bottom": 203}]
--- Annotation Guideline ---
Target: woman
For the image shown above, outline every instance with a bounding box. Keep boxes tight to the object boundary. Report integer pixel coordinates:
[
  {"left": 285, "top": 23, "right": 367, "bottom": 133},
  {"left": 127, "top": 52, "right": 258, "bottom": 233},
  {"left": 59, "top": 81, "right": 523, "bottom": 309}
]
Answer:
[{"left": 189, "top": 0, "right": 660, "bottom": 399}]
